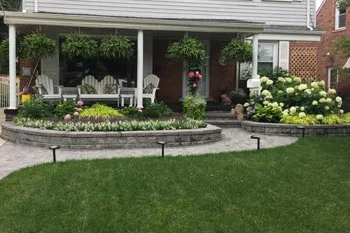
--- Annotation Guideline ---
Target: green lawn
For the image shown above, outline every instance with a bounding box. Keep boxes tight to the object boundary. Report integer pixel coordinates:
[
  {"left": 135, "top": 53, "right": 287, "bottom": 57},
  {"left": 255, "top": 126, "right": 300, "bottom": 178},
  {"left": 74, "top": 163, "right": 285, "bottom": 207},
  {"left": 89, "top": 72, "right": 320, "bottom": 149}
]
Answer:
[{"left": 1, "top": 137, "right": 350, "bottom": 233}]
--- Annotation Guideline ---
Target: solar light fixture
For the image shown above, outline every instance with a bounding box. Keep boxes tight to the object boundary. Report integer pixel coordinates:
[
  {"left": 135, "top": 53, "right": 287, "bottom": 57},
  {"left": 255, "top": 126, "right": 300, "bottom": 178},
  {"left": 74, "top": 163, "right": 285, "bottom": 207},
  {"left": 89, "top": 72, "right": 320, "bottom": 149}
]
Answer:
[
  {"left": 250, "top": 135, "right": 261, "bottom": 150},
  {"left": 296, "top": 126, "right": 306, "bottom": 138},
  {"left": 157, "top": 141, "right": 167, "bottom": 158},
  {"left": 49, "top": 145, "right": 60, "bottom": 163}
]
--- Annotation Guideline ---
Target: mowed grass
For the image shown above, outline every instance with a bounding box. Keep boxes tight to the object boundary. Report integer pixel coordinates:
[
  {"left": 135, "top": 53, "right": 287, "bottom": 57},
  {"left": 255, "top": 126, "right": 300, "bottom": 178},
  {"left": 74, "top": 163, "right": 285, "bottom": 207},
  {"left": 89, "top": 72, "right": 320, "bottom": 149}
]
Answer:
[{"left": 1, "top": 137, "right": 350, "bottom": 233}]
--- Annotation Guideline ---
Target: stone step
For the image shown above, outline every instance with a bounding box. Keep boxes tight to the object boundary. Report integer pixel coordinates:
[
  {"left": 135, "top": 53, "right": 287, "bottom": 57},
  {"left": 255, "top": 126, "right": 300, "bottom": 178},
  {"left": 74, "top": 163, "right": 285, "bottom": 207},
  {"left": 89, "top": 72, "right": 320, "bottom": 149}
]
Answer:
[
  {"left": 205, "top": 119, "right": 242, "bottom": 128},
  {"left": 206, "top": 111, "right": 235, "bottom": 120}
]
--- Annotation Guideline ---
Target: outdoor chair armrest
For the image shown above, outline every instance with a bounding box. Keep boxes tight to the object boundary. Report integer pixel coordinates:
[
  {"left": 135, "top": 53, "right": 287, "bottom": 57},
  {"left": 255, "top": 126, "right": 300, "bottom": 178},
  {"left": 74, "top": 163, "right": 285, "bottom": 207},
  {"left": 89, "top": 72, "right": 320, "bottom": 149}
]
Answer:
[{"left": 77, "top": 85, "right": 82, "bottom": 96}]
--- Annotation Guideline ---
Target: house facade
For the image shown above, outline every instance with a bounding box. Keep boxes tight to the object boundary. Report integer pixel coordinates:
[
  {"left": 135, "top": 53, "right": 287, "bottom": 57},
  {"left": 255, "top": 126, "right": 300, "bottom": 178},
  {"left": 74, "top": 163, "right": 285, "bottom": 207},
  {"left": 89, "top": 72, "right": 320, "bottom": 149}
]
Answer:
[
  {"left": 316, "top": 0, "right": 350, "bottom": 88},
  {"left": 4, "top": 0, "right": 322, "bottom": 109}
]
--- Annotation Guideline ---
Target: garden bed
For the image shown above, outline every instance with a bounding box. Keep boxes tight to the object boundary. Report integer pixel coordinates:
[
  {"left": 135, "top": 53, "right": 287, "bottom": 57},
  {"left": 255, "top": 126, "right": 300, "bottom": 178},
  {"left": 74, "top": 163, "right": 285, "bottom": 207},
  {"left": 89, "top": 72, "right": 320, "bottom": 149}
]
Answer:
[
  {"left": 241, "top": 120, "right": 350, "bottom": 136},
  {"left": 1, "top": 122, "right": 222, "bottom": 149}
]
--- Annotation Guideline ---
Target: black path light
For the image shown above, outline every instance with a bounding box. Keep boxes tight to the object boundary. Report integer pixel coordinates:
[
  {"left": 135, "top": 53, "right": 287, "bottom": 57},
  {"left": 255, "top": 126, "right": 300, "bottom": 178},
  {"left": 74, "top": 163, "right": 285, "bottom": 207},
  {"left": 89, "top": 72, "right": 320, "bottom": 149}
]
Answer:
[
  {"left": 49, "top": 145, "right": 60, "bottom": 163},
  {"left": 157, "top": 141, "right": 167, "bottom": 158},
  {"left": 296, "top": 126, "right": 306, "bottom": 138},
  {"left": 250, "top": 135, "right": 261, "bottom": 150}
]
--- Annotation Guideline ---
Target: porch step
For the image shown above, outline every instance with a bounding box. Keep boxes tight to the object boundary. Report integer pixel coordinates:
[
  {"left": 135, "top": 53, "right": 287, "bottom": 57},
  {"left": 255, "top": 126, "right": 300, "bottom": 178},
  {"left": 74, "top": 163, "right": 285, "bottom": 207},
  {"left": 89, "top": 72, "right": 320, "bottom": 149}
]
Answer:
[
  {"left": 205, "top": 119, "right": 242, "bottom": 128},
  {"left": 206, "top": 111, "right": 235, "bottom": 120}
]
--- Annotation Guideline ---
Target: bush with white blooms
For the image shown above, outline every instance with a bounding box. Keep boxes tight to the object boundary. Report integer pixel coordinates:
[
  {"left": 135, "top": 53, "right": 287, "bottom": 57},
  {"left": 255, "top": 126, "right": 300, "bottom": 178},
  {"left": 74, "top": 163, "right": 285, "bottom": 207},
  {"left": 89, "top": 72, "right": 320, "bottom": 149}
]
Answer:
[{"left": 244, "top": 76, "right": 348, "bottom": 124}]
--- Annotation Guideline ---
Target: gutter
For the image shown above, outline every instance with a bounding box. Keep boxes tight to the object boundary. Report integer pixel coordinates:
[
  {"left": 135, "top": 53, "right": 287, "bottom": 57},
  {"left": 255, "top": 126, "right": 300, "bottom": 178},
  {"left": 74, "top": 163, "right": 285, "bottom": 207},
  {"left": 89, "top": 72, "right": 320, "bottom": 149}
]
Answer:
[{"left": 306, "top": 0, "right": 314, "bottom": 30}]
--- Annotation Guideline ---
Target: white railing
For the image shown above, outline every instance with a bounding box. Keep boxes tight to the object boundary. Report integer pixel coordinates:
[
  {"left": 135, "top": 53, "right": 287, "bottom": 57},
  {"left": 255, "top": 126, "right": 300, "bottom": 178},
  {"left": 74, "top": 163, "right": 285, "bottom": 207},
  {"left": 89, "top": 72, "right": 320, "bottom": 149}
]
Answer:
[{"left": 0, "top": 76, "right": 20, "bottom": 109}]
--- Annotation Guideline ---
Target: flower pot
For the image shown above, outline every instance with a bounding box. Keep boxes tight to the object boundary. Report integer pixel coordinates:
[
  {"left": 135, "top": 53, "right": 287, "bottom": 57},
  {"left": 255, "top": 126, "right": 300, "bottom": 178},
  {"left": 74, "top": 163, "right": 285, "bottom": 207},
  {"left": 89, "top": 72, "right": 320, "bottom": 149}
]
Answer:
[{"left": 21, "top": 93, "right": 32, "bottom": 103}]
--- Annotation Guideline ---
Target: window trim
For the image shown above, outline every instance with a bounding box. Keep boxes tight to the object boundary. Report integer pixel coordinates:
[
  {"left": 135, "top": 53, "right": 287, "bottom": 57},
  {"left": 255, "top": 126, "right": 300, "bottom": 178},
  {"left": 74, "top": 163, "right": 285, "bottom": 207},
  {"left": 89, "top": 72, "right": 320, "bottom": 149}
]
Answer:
[
  {"left": 335, "top": 3, "right": 346, "bottom": 30},
  {"left": 327, "top": 67, "right": 339, "bottom": 89}
]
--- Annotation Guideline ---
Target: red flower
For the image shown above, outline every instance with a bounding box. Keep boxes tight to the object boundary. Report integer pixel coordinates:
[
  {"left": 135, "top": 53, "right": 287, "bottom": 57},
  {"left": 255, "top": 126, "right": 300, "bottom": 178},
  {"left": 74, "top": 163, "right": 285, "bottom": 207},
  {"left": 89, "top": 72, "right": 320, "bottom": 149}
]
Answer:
[{"left": 188, "top": 71, "right": 195, "bottom": 78}]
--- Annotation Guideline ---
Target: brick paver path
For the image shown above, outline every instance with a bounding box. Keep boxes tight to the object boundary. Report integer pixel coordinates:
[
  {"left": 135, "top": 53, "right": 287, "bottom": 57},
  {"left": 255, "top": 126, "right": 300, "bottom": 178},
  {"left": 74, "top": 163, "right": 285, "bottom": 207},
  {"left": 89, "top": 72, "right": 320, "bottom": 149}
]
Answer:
[{"left": 0, "top": 128, "right": 298, "bottom": 179}]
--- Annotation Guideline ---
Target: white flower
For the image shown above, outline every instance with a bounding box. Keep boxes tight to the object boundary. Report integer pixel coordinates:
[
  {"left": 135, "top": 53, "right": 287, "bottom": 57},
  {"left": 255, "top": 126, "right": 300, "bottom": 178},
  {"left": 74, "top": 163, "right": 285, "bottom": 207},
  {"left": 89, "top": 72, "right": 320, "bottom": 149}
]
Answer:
[
  {"left": 326, "top": 98, "right": 332, "bottom": 103},
  {"left": 329, "top": 88, "right": 337, "bottom": 94},
  {"left": 243, "top": 103, "right": 250, "bottom": 107},
  {"left": 298, "top": 84, "right": 307, "bottom": 91},
  {"left": 286, "top": 87, "right": 295, "bottom": 94},
  {"left": 304, "top": 89, "right": 312, "bottom": 95},
  {"left": 319, "top": 98, "right": 326, "bottom": 103},
  {"left": 290, "top": 107, "right": 297, "bottom": 115},
  {"left": 312, "top": 100, "right": 318, "bottom": 105},
  {"left": 261, "top": 90, "right": 271, "bottom": 96},
  {"left": 265, "top": 95, "right": 273, "bottom": 100},
  {"left": 283, "top": 111, "right": 289, "bottom": 117},
  {"left": 318, "top": 80, "right": 326, "bottom": 87},
  {"left": 266, "top": 80, "right": 274, "bottom": 85},
  {"left": 300, "top": 107, "right": 305, "bottom": 111},
  {"left": 324, "top": 106, "right": 330, "bottom": 110},
  {"left": 340, "top": 109, "right": 344, "bottom": 114},
  {"left": 336, "top": 96, "right": 342, "bottom": 103},
  {"left": 285, "top": 77, "right": 292, "bottom": 83},
  {"left": 278, "top": 77, "right": 286, "bottom": 83},
  {"left": 263, "top": 101, "right": 269, "bottom": 105},
  {"left": 311, "top": 82, "right": 318, "bottom": 88},
  {"left": 319, "top": 91, "right": 327, "bottom": 97},
  {"left": 272, "top": 102, "right": 279, "bottom": 108},
  {"left": 299, "top": 112, "right": 306, "bottom": 118},
  {"left": 279, "top": 103, "right": 284, "bottom": 107},
  {"left": 316, "top": 114, "right": 324, "bottom": 120},
  {"left": 293, "top": 77, "right": 302, "bottom": 83},
  {"left": 260, "top": 76, "right": 269, "bottom": 83}
]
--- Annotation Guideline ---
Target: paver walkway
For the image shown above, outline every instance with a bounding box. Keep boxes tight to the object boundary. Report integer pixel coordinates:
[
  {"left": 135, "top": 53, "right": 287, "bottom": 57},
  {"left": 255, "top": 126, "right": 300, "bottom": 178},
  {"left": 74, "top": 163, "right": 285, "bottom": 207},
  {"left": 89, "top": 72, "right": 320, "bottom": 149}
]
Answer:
[{"left": 0, "top": 128, "right": 298, "bottom": 179}]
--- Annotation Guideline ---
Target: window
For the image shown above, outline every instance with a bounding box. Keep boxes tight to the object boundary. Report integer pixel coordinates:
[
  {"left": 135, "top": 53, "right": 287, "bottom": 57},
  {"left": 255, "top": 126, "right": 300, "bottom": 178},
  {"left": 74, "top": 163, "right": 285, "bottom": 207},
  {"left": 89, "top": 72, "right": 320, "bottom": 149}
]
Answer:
[
  {"left": 335, "top": 4, "right": 346, "bottom": 30},
  {"left": 258, "top": 42, "right": 278, "bottom": 72},
  {"left": 328, "top": 68, "right": 339, "bottom": 89}
]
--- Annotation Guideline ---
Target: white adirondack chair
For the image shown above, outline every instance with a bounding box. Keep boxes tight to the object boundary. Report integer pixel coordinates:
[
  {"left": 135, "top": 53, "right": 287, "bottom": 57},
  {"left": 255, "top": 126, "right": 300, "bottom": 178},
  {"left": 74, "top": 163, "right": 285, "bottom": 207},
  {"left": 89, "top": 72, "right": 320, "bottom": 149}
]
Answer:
[
  {"left": 35, "top": 75, "right": 63, "bottom": 101},
  {"left": 142, "top": 74, "right": 160, "bottom": 104},
  {"left": 77, "top": 75, "right": 101, "bottom": 100},
  {"left": 99, "top": 75, "right": 120, "bottom": 106}
]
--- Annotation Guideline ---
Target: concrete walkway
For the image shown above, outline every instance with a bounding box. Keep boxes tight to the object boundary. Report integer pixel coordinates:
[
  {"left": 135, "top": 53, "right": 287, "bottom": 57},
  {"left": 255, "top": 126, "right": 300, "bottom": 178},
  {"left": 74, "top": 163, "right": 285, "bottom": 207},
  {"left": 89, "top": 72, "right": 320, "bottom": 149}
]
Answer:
[{"left": 0, "top": 128, "right": 298, "bottom": 179}]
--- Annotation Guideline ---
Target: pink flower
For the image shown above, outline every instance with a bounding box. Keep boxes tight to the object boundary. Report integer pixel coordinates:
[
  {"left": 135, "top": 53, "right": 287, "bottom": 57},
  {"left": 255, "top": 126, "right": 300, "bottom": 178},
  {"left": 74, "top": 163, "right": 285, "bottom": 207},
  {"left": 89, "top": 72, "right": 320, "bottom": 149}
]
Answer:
[
  {"left": 77, "top": 100, "right": 84, "bottom": 106},
  {"left": 195, "top": 71, "right": 200, "bottom": 78},
  {"left": 137, "top": 106, "right": 143, "bottom": 112},
  {"left": 73, "top": 111, "right": 79, "bottom": 116},
  {"left": 198, "top": 74, "right": 203, "bottom": 80},
  {"left": 193, "top": 83, "right": 197, "bottom": 87},
  {"left": 188, "top": 71, "right": 194, "bottom": 78},
  {"left": 184, "top": 88, "right": 189, "bottom": 92},
  {"left": 64, "top": 114, "right": 71, "bottom": 121}
]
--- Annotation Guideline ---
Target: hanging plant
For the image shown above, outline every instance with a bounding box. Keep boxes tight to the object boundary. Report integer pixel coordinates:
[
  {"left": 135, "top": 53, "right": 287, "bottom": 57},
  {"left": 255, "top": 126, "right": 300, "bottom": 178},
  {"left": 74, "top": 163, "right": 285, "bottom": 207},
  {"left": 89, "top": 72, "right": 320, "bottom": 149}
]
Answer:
[
  {"left": 221, "top": 39, "right": 252, "bottom": 63},
  {"left": 167, "top": 37, "right": 205, "bottom": 64},
  {"left": 61, "top": 33, "right": 98, "bottom": 59},
  {"left": 100, "top": 36, "right": 134, "bottom": 60},
  {"left": 20, "top": 32, "right": 56, "bottom": 91}
]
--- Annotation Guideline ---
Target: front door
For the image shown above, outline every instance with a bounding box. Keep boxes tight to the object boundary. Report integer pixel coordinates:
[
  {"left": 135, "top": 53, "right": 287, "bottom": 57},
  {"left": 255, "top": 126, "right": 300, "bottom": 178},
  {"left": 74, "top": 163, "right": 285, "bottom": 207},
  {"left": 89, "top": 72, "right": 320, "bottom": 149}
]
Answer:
[{"left": 182, "top": 41, "right": 210, "bottom": 98}]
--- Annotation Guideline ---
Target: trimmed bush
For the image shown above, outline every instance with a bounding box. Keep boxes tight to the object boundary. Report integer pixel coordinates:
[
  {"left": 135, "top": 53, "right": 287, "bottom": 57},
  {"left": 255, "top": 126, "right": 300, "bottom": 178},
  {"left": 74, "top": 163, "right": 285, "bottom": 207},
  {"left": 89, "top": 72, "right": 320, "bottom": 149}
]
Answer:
[{"left": 183, "top": 95, "right": 207, "bottom": 120}]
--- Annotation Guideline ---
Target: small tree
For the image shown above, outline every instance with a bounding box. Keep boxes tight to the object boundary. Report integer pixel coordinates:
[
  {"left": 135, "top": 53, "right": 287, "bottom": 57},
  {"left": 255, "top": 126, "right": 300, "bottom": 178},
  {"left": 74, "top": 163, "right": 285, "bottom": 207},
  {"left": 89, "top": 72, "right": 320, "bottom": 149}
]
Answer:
[{"left": 20, "top": 32, "right": 56, "bottom": 91}]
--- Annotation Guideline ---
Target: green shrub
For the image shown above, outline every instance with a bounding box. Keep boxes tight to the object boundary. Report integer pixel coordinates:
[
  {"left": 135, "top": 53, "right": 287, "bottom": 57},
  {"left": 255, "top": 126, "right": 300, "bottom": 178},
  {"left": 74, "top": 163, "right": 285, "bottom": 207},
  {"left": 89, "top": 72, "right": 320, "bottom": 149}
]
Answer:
[
  {"left": 340, "top": 113, "right": 350, "bottom": 123},
  {"left": 54, "top": 100, "right": 76, "bottom": 118},
  {"left": 252, "top": 103, "right": 282, "bottom": 123},
  {"left": 120, "top": 106, "right": 140, "bottom": 117},
  {"left": 323, "top": 114, "right": 343, "bottom": 125},
  {"left": 280, "top": 115, "right": 318, "bottom": 125},
  {"left": 143, "top": 102, "right": 173, "bottom": 118},
  {"left": 80, "top": 104, "right": 123, "bottom": 118},
  {"left": 183, "top": 95, "right": 207, "bottom": 120},
  {"left": 17, "top": 97, "right": 53, "bottom": 119},
  {"left": 259, "top": 66, "right": 289, "bottom": 81}
]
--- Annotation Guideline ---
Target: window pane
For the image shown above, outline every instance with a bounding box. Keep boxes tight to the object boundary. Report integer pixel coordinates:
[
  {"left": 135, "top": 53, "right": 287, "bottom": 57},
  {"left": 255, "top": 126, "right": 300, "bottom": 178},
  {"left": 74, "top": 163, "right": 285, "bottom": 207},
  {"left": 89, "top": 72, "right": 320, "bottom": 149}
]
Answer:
[
  {"left": 339, "top": 14, "right": 346, "bottom": 28},
  {"left": 258, "top": 43, "right": 274, "bottom": 62},
  {"left": 258, "top": 62, "right": 273, "bottom": 72},
  {"left": 330, "top": 69, "right": 338, "bottom": 88}
]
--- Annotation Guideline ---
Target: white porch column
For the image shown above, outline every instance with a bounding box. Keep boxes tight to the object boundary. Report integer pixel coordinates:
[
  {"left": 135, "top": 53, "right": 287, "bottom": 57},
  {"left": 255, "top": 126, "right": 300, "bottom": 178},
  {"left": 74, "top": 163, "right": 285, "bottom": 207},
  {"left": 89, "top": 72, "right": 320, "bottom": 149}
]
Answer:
[
  {"left": 252, "top": 34, "right": 259, "bottom": 80},
  {"left": 8, "top": 25, "right": 17, "bottom": 110},
  {"left": 137, "top": 30, "right": 144, "bottom": 108}
]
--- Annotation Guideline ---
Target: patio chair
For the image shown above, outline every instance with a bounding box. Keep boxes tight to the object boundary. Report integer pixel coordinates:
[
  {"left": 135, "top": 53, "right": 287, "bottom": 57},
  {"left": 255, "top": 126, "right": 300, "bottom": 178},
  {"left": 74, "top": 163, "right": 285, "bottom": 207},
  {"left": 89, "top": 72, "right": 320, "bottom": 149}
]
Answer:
[
  {"left": 35, "top": 74, "right": 63, "bottom": 101},
  {"left": 142, "top": 74, "right": 160, "bottom": 104}
]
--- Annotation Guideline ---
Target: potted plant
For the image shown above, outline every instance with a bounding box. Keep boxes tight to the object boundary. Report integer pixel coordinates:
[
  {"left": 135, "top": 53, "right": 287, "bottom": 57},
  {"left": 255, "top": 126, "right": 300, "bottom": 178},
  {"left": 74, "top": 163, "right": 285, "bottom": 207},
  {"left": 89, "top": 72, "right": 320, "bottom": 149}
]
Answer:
[
  {"left": 230, "top": 88, "right": 248, "bottom": 105},
  {"left": 221, "top": 39, "right": 252, "bottom": 63},
  {"left": 99, "top": 35, "right": 134, "bottom": 60},
  {"left": 61, "top": 33, "right": 98, "bottom": 60}
]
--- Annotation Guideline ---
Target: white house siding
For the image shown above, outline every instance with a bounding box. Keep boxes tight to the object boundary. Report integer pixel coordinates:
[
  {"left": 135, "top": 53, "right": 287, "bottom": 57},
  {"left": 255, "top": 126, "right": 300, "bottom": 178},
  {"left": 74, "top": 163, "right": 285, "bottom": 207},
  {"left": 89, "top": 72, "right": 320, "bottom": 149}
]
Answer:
[
  {"left": 24, "top": 0, "right": 315, "bottom": 27},
  {"left": 40, "top": 30, "right": 59, "bottom": 85}
]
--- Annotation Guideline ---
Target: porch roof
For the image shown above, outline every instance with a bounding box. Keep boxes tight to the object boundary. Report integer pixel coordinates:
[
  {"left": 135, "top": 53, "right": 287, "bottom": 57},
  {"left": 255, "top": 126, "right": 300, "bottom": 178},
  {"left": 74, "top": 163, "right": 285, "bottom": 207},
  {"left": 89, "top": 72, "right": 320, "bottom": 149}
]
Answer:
[{"left": 2, "top": 11, "right": 265, "bottom": 34}]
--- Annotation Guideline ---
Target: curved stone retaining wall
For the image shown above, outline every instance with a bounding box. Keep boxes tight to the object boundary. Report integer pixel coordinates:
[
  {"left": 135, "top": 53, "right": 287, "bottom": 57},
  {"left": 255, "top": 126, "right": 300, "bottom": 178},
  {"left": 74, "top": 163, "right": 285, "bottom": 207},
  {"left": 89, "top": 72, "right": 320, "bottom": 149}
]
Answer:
[
  {"left": 1, "top": 122, "right": 222, "bottom": 149},
  {"left": 241, "top": 121, "right": 350, "bottom": 136}
]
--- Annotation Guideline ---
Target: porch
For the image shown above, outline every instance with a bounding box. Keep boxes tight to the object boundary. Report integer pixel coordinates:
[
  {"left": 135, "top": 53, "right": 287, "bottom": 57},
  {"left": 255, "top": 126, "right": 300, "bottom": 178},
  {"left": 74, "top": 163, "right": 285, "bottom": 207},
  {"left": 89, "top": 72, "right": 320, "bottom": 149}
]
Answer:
[{"left": 3, "top": 11, "right": 264, "bottom": 110}]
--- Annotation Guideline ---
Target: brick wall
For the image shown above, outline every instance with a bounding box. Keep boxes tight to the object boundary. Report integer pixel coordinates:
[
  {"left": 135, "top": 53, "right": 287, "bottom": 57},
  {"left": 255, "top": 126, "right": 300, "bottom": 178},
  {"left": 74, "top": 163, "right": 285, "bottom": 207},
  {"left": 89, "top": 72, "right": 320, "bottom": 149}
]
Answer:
[
  {"left": 209, "top": 41, "right": 236, "bottom": 101},
  {"left": 289, "top": 41, "right": 319, "bottom": 79},
  {"left": 316, "top": 0, "right": 350, "bottom": 81}
]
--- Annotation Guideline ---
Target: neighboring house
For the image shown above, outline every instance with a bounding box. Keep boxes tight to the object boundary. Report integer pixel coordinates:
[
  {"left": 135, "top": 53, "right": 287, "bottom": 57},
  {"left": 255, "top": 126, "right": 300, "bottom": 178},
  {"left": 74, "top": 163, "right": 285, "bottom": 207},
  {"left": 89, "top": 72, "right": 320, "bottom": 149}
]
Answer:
[
  {"left": 3, "top": 0, "right": 322, "bottom": 109},
  {"left": 316, "top": 0, "right": 350, "bottom": 88}
]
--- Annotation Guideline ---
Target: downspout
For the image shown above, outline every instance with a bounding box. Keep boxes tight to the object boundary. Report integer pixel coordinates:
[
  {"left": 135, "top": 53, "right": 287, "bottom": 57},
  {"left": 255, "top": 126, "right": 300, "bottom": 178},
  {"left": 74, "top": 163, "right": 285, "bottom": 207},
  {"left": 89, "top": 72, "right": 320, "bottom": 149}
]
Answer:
[
  {"left": 34, "top": 0, "right": 38, "bottom": 12},
  {"left": 306, "top": 0, "right": 314, "bottom": 30}
]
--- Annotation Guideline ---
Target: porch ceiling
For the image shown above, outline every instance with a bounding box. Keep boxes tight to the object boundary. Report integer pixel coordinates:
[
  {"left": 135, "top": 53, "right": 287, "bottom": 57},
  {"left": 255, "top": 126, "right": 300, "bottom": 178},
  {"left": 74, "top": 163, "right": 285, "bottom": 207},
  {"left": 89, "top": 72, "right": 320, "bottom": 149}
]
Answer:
[{"left": 2, "top": 11, "right": 265, "bottom": 34}]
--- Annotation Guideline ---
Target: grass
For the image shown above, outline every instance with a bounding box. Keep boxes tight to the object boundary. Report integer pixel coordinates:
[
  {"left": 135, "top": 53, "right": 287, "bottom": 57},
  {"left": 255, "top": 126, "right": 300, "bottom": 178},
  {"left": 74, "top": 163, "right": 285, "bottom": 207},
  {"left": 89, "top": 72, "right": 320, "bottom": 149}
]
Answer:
[{"left": 1, "top": 137, "right": 350, "bottom": 233}]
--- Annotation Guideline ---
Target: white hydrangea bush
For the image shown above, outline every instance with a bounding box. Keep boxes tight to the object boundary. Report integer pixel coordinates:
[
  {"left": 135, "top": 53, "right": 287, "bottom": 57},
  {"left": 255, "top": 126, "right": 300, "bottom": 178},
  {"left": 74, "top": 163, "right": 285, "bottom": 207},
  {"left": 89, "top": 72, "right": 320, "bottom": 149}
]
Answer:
[{"left": 245, "top": 76, "right": 344, "bottom": 123}]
